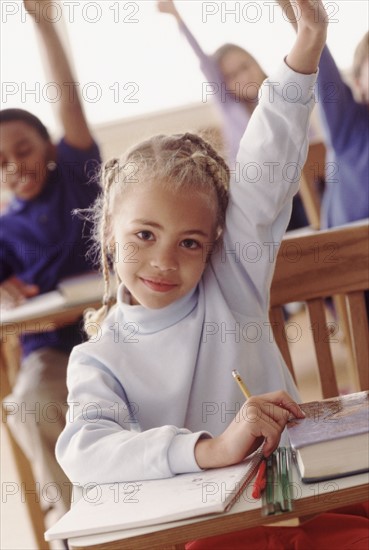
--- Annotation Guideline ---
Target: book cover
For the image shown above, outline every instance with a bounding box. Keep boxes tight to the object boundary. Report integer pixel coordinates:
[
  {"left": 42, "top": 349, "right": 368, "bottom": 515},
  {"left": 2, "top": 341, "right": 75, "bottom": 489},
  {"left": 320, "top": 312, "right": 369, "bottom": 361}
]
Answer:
[
  {"left": 287, "top": 391, "right": 369, "bottom": 482},
  {"left": 288, "top": 391, "right": 369, "bottom": 447}
]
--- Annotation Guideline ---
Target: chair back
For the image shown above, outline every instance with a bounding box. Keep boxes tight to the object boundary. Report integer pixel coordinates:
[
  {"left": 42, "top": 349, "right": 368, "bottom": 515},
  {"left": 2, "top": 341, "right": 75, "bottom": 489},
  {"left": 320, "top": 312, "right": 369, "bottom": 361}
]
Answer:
[{"left": 270, "top": 221, "right": 369, "bottom": 397}]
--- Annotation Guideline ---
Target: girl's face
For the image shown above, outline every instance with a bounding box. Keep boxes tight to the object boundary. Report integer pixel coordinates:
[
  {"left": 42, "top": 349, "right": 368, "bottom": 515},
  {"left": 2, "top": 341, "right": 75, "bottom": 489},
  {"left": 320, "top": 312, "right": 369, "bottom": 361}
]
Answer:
[
  {"left": 0, "top": 120, "right": 52, "bottom": 201},
  {"left": 218, "top": 49, "right": 266, "bottom": 102},
  {"left": 112, "top": 182, "right": 217, "bottom": 309}
]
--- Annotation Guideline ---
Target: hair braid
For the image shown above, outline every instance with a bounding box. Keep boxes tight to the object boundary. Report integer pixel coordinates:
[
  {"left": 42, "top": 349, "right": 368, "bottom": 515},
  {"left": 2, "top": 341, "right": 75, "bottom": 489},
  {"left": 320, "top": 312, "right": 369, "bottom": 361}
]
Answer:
[
  {"left": 179, "top": 133, "right": 230, "bottom": 232},
  {"left": 84, "top": 159, "right": 118, "bottom": 336}
]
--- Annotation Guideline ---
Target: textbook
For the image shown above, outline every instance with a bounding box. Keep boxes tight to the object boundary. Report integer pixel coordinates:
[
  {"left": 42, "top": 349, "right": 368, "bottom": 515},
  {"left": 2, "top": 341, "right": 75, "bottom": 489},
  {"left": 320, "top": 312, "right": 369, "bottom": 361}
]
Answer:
[
  {"left": 287, "top": 391, "right": 369, "bottom": 482},
  {"left": 0, "top": 272, "right": 114, "bottom": 324},
  {"left": 45, "top": 450, "right": 263, "bottom": 541}
]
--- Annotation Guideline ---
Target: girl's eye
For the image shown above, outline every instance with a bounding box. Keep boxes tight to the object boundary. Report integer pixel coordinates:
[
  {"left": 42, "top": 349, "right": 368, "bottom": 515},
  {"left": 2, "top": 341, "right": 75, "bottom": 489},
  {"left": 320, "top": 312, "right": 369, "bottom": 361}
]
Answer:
[
  {"left": 136, "top": 230, "right": 154, "bottom": 241},
  {"left": 181, "top": 239, "right": 200, "bottom": 250}
]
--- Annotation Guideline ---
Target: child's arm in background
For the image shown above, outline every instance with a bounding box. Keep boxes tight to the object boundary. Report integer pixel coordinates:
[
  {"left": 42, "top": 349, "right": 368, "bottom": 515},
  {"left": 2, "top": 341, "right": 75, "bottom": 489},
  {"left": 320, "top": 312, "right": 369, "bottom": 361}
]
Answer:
[
  {"left": 24, "top": 0, "right": 93, "bottom": 149},
  {"left": 157, "top": 0, "right": 227, "bottom": 94},
  {"left": 210, "top": 0, "right": 327, "bottom": 315},
  {"left": 276, "top": 0, "right": 361, "bottom": 154}
]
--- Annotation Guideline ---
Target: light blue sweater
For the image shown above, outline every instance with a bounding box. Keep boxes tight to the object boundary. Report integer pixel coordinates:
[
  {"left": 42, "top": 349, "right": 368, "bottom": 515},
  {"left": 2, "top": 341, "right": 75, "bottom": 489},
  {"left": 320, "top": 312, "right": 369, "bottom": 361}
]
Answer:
[{"left": 56, "top": 62, "right": 317, "bottom": 486}]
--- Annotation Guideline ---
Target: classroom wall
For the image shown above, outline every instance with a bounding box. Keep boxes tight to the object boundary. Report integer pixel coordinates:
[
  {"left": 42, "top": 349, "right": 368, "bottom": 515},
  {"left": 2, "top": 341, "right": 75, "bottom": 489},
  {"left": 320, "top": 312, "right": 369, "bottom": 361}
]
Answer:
[
  {"left": 92, "top": 100, "right": 223, "bottom": 161},
  {"left": 92, "top": 99, "right": 324, "bottom": 162}
]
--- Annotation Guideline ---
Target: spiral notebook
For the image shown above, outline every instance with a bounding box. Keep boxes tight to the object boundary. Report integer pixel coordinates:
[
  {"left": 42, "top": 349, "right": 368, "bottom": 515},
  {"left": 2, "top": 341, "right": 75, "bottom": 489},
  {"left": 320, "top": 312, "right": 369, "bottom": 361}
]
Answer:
[{"left": 45, "top": 449, "right": 263, "bottom": 541}]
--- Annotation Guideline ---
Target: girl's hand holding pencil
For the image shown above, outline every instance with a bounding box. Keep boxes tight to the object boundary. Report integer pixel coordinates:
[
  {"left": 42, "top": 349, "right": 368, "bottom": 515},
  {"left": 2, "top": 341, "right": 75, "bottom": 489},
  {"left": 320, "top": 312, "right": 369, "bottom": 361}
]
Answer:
[{"left": 195, "top": 385, "right": 305, "bottom": 470}]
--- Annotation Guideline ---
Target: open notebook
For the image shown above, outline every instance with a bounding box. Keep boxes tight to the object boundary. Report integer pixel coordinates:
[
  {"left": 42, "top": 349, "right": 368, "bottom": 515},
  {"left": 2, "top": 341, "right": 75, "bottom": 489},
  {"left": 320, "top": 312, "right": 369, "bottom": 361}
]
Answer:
[
  {"left": 45, "top": 449, "right": 263, "bottom": 541},
  {"left": 0, "top": 272, "right": 116, "bottom": 323}
]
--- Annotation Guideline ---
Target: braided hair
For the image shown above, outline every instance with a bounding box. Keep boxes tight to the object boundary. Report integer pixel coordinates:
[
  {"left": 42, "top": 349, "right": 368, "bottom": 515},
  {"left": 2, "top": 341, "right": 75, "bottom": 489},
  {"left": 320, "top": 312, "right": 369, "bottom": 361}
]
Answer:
[{"left": 84, "top": 132, "right": 230, "bottom": 336}]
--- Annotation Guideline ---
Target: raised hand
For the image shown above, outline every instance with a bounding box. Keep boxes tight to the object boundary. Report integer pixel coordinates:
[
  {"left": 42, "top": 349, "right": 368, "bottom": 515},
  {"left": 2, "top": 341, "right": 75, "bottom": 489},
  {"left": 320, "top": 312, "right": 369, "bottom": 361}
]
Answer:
[
  {"left": 23, "top": 0, "right": 49, "bottom": 18},
  {"left": 23, "top": 0, "right": 93, "bottom": 149},
  {"left": 157, "top": 0, "right": 180, "bottom": 20},
  {"left": 282, "top": 0, "right": 327, "bottom": 74},
  {"left": 291, "top": 0, "right": 328, "bottom": 35}
]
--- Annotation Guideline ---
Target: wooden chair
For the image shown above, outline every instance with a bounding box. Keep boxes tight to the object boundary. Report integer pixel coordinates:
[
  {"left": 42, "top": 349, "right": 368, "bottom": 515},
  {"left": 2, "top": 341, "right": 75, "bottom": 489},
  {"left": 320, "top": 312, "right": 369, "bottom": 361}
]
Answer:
[
  {"left": 270, "top": 220, "right": 369, "bottom": 398},
  {"left": 299, "top": 141, "right": 326, "bottom": 230},
  {"left": 1, "top": 305, "right": 99, "bottom": 549},
  {"left": 1, "top": 335, "right": 50, "bottom": 549},
  {"left": 298, "top": 141, "right": 361, "bottom": 379}
]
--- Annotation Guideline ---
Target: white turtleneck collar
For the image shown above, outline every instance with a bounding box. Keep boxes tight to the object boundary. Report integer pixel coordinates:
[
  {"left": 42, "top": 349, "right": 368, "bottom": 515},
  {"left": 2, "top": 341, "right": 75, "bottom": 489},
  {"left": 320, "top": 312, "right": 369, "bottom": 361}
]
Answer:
[{"left": 116, "top": 284, "right": 199, "bottom": 334}]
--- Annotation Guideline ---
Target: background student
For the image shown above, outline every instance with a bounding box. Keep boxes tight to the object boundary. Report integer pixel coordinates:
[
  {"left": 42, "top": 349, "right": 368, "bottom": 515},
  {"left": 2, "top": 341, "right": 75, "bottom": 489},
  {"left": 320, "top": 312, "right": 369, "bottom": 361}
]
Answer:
[
  {"left": 157, "top": 0, "right": 309, "bottom": 231},
  {"left": 277, "top": 0, "right": 369, "bottom": 229},
  {"left": 0, "top": 0, "right": 101, "bottom": 532},
  {"left": 158, "top": 0, "right": 267, "bottom": 165}
]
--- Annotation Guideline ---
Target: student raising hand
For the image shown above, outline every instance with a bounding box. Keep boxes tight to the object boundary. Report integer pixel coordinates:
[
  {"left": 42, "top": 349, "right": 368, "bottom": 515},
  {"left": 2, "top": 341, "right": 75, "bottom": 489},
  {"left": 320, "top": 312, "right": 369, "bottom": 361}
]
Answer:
[
  {"left": 0, "top": 0, "right": 101, "bottom": 535},
  {"left": 23, "top": 0, "right": 93, "bottom": 150},
  {"left": 277, "top": 0, "right": 369, "bottom": 229}
]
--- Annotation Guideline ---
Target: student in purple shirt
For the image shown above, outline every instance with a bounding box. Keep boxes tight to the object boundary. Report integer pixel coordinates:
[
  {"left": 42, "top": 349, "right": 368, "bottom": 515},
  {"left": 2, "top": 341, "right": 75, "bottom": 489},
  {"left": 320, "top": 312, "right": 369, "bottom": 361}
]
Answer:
[
  {"left": 277, "top": 1, "right": 369, "bottom": 228},
  {"left": 0, "top": 0, "right": 101, "bottom": 530},
  {"left": 157, "top": 0, "right": 309, "bottom": 231},
  {"left": 319, "top": 33, "right": 369, "bottom": 228}
]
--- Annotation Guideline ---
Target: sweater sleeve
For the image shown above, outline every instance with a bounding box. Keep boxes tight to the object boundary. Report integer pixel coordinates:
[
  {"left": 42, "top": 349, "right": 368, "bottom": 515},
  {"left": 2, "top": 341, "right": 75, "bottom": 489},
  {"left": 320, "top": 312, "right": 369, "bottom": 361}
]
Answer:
[
  {"left": 178, "top": 20, "right": 224, "bottom": 87},
  {"left": 56, "top": 347, "right": 209, "bottom": 485},
  {"left": 317, "top": 46, "right": 363, "bottom": 155},
  {"left": 57, "top": 138, "right": 101, "bottom": 188},
  {"left": 209, "top": 62, "right": 317, "bottom": 315}
]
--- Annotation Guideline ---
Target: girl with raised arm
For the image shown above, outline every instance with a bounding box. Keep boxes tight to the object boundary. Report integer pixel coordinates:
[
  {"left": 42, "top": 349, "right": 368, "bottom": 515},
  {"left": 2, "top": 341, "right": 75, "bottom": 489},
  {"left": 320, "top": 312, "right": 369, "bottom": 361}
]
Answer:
[
  {"left": 157, "top": 0, "right": 266, "bottom": 165},
  {"left": 56, "top": 1, "right": 368, "bottom": 547}
]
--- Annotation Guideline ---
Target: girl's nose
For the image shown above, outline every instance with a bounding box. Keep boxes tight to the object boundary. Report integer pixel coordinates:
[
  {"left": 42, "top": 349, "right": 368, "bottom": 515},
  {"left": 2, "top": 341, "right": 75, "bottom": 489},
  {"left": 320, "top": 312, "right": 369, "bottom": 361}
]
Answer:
[{"left": 150, "top": 247, "right": 178, "bottom": 271}]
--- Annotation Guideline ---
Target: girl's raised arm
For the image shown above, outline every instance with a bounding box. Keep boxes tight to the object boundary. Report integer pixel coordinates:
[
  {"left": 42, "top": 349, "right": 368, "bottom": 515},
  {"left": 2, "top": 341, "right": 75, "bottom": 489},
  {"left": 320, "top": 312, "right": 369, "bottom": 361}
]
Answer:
[
  {"left": 284, "top": 0, "right": 327, "bottom": 74},
  {"left": 24, "top": 0, "right": 93, "bottom": 149},
  {"left": 157, "top": 0, "right": 222, "bottom": 84}
]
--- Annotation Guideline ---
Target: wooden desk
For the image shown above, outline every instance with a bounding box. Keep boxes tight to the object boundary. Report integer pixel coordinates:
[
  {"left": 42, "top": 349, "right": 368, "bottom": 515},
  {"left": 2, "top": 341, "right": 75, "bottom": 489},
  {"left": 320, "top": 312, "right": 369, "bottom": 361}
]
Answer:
[{"left": 67, "top": 470, "right": 369, "bottom": 550}]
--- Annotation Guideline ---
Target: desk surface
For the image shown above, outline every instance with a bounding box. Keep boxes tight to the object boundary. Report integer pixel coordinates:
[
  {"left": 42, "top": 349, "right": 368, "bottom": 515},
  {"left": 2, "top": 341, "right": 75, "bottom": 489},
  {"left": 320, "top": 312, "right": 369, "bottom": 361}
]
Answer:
[{"left": 67, "top": 469, "right": 369, "bottom": 550}]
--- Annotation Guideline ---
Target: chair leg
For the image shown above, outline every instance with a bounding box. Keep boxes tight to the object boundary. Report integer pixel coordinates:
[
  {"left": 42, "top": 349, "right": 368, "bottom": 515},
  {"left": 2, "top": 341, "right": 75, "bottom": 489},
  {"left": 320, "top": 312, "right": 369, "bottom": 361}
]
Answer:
[
  {"left": 333, "top": 295, "right": 358, "bottom": 390},
  {"left": 1, "top": 341, "right": 50, "bottom": 549},
  {"left": 3, "top": 418, "right": 50, "bottom": 549}
]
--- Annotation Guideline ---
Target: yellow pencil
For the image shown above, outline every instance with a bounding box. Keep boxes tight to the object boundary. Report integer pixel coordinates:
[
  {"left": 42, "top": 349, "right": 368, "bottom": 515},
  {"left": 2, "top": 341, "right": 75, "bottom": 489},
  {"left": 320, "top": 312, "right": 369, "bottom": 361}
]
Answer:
[{"left": 232, "top": 369, "right": 252, "bottom": 399}]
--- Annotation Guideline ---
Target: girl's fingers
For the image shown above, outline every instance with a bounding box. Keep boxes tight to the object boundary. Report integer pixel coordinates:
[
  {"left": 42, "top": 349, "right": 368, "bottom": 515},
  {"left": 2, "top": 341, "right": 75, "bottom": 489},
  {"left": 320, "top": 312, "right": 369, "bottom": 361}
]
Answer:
[
  {"left": 257, "top": 391, "right": 305, "bottom": 418},
  {"left": 247, "top": 414, "right": 283, "bottom": 456},
  {"left": 1, "top": 283, "right": 24, "bottom": 306},
  {"left": 0, "top": 278, "right": 39, "bottom": 308}
]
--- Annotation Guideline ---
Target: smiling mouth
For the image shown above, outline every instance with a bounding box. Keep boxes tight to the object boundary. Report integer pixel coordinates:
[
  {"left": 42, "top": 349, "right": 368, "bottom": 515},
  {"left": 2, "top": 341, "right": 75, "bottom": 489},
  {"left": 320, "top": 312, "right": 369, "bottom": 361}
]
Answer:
[{"left": 140, "top": 277, "right": 178, "bottom": 293}]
